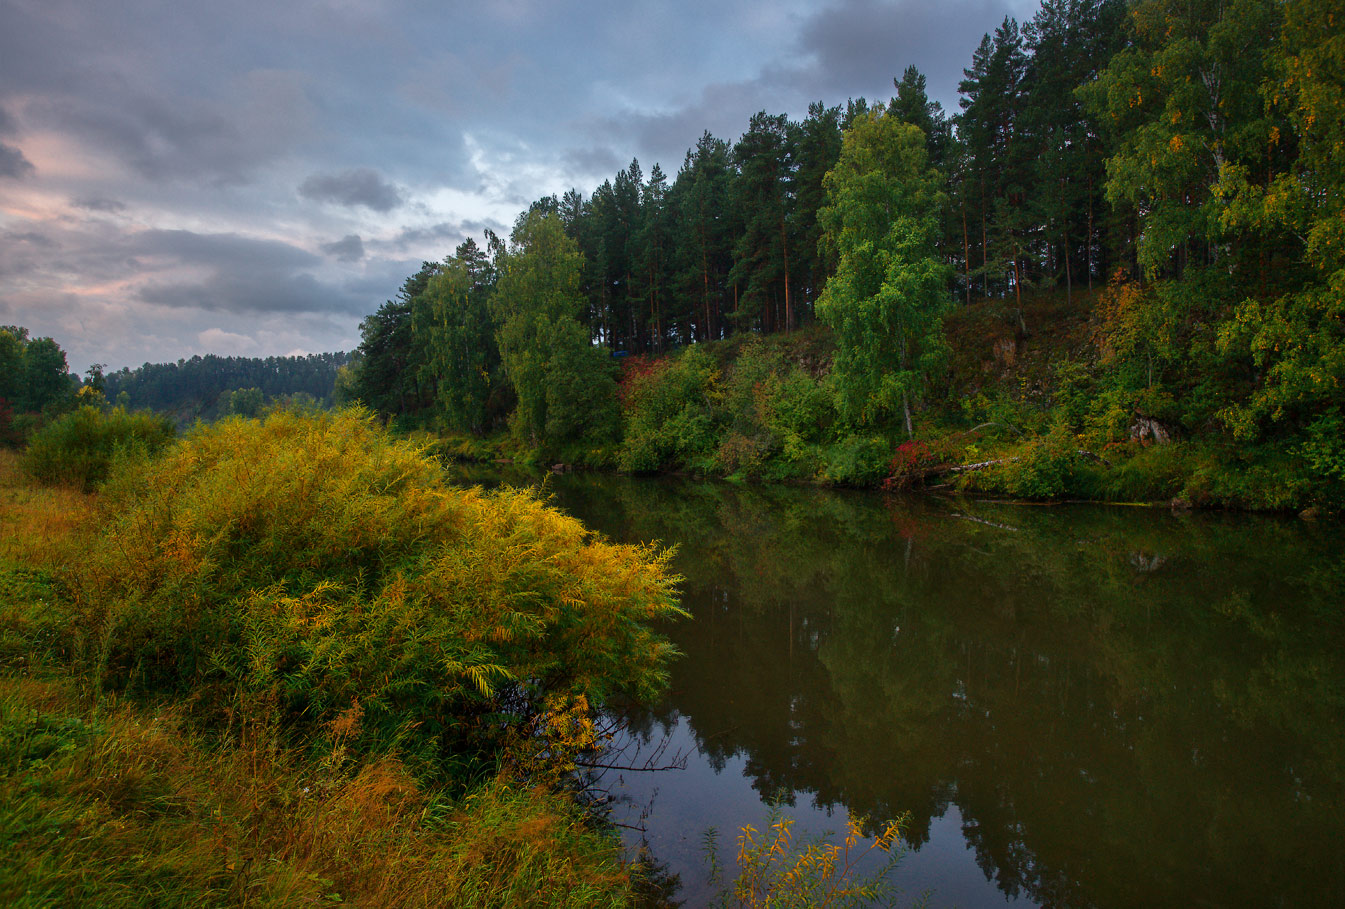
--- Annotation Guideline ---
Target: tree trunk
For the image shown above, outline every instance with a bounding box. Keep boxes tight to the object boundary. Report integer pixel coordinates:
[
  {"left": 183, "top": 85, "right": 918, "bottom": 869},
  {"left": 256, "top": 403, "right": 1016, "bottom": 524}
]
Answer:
[
  {"left": 702, "top": 246, "right": 711, "bottom": 343},
  {"left": 779, "top": 213, "right": 793, "bottom": 333},
  {"left": 962, "top": 203, "right": 971, "bottom": 305},
  {"left": 1063, "top": 225, "right": 1072, "bottom": 305},
  {"left": 1087, "top": 173, "right": 1094, "bottom": 291}
]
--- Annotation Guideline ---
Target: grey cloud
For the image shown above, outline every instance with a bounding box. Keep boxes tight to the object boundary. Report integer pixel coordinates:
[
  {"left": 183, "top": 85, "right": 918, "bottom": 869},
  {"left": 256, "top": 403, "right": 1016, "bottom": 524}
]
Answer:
[
  {"left": 0, "top": 230, "right": 55, "bottom": 280},
  {"left": 391, "top": 221, "right": 468, "bottom": 248},
  {"left": 579, "top": 0, "right": 1018, "bottom": 175},
  {"left": 582, "top": 78, "right": 792, "bottom": 177},
  {"left": 0, "top": 105, "right": 17, "bottom": 136},
  {"left": 797, "top": 0, "right": 1015, "bottom": 109},
  {"left": 4, "top": 231, "right": 57, "bottom": 248},
  {"left": 139, "top": 271, "right": 367, "bottom": 316},
  {"left": 133, "top": 229, "right": 320, "bottom": 272},
  {"left": 0, "top": 143, "right": 35, "bottom": 178},
  {"left": 561, "top": 146, "right": 623, "bottom": 179},
  {"left": 321, "top": 234, "right": 365, "bottom": 262},
  {"left": 126, "top": 228, "right": 365, "bottom": 316},
  {"left": 377, "top": 220, "right": 503, "bottom": 258},
  {"left": 299, "top": 168, "right": 403, "bottom": 212},
  {"left": 71, "top": 196, "right": 127, "bottom": 213},
  {"left": 22, "top": 69, "right": 314, "bottom": 185}
]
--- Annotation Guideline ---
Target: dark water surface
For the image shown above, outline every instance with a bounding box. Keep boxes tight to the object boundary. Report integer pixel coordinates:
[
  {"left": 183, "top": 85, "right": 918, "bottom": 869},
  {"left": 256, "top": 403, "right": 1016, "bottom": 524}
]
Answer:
[{"left": 455, "top": 466, "right": 1345, "bottom": 907}]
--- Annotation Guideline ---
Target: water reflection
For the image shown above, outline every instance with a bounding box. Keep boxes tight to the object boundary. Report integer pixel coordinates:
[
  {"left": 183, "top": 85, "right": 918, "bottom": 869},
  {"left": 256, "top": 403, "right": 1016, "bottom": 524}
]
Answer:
[{"left": 454, "top": 466, "right": 1345, "bottom": 907}]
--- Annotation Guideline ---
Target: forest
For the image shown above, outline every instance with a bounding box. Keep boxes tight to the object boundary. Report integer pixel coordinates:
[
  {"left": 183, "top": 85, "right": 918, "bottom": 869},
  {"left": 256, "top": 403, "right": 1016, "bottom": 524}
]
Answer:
[{"left": 343, "top": 0, "right": 1344, "bottom": 511}]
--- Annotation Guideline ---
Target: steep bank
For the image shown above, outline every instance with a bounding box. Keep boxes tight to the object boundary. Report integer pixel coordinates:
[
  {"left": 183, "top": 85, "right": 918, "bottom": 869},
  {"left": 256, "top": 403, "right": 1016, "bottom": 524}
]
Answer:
[{"left": 470, "top": 289, "right": 1334, "bottom": 514}]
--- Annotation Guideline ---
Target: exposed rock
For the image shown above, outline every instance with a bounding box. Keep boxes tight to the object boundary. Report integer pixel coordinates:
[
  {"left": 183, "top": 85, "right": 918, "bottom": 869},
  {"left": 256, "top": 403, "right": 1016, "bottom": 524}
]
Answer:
[
  {"left": 1130, "top": 417, "right": 1172, "bottom": 445},
  {"left": 1129, "top": 551, "right": 1167, "bottom": 573}
]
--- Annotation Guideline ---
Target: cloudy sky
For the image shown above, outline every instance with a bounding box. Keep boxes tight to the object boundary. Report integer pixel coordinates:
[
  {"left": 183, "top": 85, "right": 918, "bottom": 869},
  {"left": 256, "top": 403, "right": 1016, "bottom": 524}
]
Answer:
[{"left": 0, "top": 0, "right": 1038, "bottom": 374}]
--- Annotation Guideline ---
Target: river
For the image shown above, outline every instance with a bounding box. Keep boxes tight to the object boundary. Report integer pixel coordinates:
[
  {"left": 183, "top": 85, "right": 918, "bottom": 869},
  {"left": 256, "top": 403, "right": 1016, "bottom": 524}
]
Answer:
[{"left": 453, "top": 465, "right": 1345, "bottom": 907}]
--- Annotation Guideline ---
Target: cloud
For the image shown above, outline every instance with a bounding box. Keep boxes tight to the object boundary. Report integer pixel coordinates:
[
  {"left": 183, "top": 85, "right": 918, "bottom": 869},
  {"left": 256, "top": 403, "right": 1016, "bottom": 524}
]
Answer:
[
  {"left": 795, "top": 0, "right": 1014, "bottom": 108},
  {"left": 139, "top": 270, "right": 366, "bottom": 316},
  {"left": 197, "top": 327, "right": 258, "bottom": 353},
  {"left": 561, "top": 145, "right": 624, "bottom": 180},
  {"left": 133, "top": 229, "right": 320, "bottom": 273},
  {"left": 299, "top": 168, "right": 403, "bottom": 212},
  {"left": 0, "top": 0, "right": 1039, "bottom": 375},
  {"left": 71, "top": 196, "right": 127, "bottom": 213},
  {"left": 0, "top": 143, "right": 35, "bottom": 178},
  {"left": 320, "top": 234, "right": 365, "bottom": 262},
  {"left": 119, "top": 228, "right": 367, "bottom": 316},
  {"left": 3, "top": 230, "right": 56, "bottom": 248},
  {"left": 575, "top": 0, "right": 1021, "bottom": 175},
  {"left": 22, "top": 69, "right": 316, "bottom": 186},
  {"left": 390, "top": 221, "right": 469, "bottom": 248}
]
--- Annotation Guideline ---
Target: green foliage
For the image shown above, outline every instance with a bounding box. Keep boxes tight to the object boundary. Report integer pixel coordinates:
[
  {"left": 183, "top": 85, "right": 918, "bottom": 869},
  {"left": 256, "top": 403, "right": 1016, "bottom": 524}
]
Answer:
[
  {"left": 817, "top": 110, "right": 949, "bottom": 435},
  {"left": 20, "top": 406, "right": 175, "bottom": 493},
  {"left": 75, "top": 409, "right": 684, "bottom": 778},
  {"left": 618, "top": 347, "right": 720, "bottom": 473},
  {"left": 105, "top": 352, "right": 351, "bottom": 418},
  {"left": 494, "top": 213, "right": 620, "bottom": 450},
  {"left": 218, "top": 386, "right": 265, "bottom": 418},
  {"left": 414, "top": 239, "right": 501, "bottom": 434},
  {"left": 0, "top": 327, "right": 74, "bottom": 418},
  {"left": 1301, "top": 409, "right": 1345, "bottom": 494},
  {"left": 991, "top": 422, "right": 1082, "bottom": 500},
  {"left": 709, "top": 339, "right": 839, "bottom": 481},
  {"left": 352, "top": 264, "right": 439, "bottom": 419},
  {"left": 820, "top": 436, "right": 892, "bottom": 487}
]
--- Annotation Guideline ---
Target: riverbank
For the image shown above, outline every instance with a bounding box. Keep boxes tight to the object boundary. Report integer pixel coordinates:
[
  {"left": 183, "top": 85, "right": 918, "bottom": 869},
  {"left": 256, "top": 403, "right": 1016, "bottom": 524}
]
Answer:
[{"left": 433, "top": 290, "right": 1336, "bottom": 517}]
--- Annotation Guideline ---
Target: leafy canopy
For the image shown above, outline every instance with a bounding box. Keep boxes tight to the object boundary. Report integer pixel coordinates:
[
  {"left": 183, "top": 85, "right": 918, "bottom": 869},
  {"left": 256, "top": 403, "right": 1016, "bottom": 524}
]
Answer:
[{"left": 816, "top": 110, "right": 950, "bottom": 435}]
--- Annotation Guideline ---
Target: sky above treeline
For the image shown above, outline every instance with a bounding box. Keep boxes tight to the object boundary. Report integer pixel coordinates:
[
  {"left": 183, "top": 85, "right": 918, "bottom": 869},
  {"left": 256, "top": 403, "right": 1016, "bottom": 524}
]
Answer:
[{"left": 1, "top": 0, "right": 1038, "bottom": 374}]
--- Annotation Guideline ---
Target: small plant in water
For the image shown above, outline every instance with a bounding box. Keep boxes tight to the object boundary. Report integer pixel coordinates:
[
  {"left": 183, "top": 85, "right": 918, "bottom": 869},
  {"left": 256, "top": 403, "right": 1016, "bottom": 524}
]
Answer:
[{"left": 705, "top": 798, "right": 919, "bottom": 908}]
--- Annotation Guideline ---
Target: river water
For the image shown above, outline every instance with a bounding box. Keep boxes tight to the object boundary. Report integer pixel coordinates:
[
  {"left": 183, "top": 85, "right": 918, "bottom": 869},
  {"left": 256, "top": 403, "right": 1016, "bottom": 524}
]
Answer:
[{"left": 455, "top": 466, "right": 1345, "bottom": 907}]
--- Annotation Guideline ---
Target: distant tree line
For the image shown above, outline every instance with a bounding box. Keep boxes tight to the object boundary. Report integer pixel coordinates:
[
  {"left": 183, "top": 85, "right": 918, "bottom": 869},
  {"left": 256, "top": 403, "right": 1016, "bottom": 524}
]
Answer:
[{"left": 105, "top": 352, "right": 353, "bottom": 415}]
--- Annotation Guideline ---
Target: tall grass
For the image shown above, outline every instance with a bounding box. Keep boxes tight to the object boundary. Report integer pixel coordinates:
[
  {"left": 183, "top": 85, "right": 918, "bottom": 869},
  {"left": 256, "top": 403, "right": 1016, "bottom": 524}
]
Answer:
[
  {"left": 0, "top": 679, "right": 637, "bottom": 908},
  {"left": 0, "top": 449, "right": 95, "bottom": 569}
]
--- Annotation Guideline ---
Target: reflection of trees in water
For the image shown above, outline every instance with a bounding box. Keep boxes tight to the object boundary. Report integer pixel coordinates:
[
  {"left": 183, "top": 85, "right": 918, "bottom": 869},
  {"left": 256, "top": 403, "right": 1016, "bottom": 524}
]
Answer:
[{"left": 545, "top": 474, "right": 1345, "bottom": 907}]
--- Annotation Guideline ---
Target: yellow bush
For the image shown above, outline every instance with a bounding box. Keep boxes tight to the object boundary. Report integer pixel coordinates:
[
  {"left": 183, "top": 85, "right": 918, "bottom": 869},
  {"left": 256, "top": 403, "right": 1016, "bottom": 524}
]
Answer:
[{"left": 74, "top": 408, "right": 684, "bottom": 778}]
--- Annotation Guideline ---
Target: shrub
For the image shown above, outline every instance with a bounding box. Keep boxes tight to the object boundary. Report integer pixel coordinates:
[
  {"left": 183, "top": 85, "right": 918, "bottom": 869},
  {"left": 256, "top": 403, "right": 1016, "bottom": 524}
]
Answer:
[
  {"left": 994, "top": 422, "right": 1080, "bottom": 500},
  {"left": 882, "top": 438, "right": 961, "bottom": 490},
  {"left": 712, "top": 340, "right": 838, "bottom": 479},
  {"left": 619, "top": 346, "right": 720, "bottom": 473},
  {"left": 0, "top": 397, "right": 17, "bottom": 447},
  {"left": 74, "top": 408, "right": 685, "bottom": 779},
  {"left": 706, "top": 800, "right": 908, "bottom": 909},
  {"left": 820, "top": 436, "right": 891, "bottom": 486},
  {"left": 20, "top": 406, "right": 174, "bottom": 492}
]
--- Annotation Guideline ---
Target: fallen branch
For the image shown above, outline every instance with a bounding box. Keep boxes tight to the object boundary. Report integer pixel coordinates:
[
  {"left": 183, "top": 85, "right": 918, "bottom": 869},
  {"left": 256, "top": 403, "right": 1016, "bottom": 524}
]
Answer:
[
  {"left": 939, "top": 457, "right": 1013, "bottom": 475},
  {"left": 948, "top": 512, "right": 1021, "bottom": 531}
]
